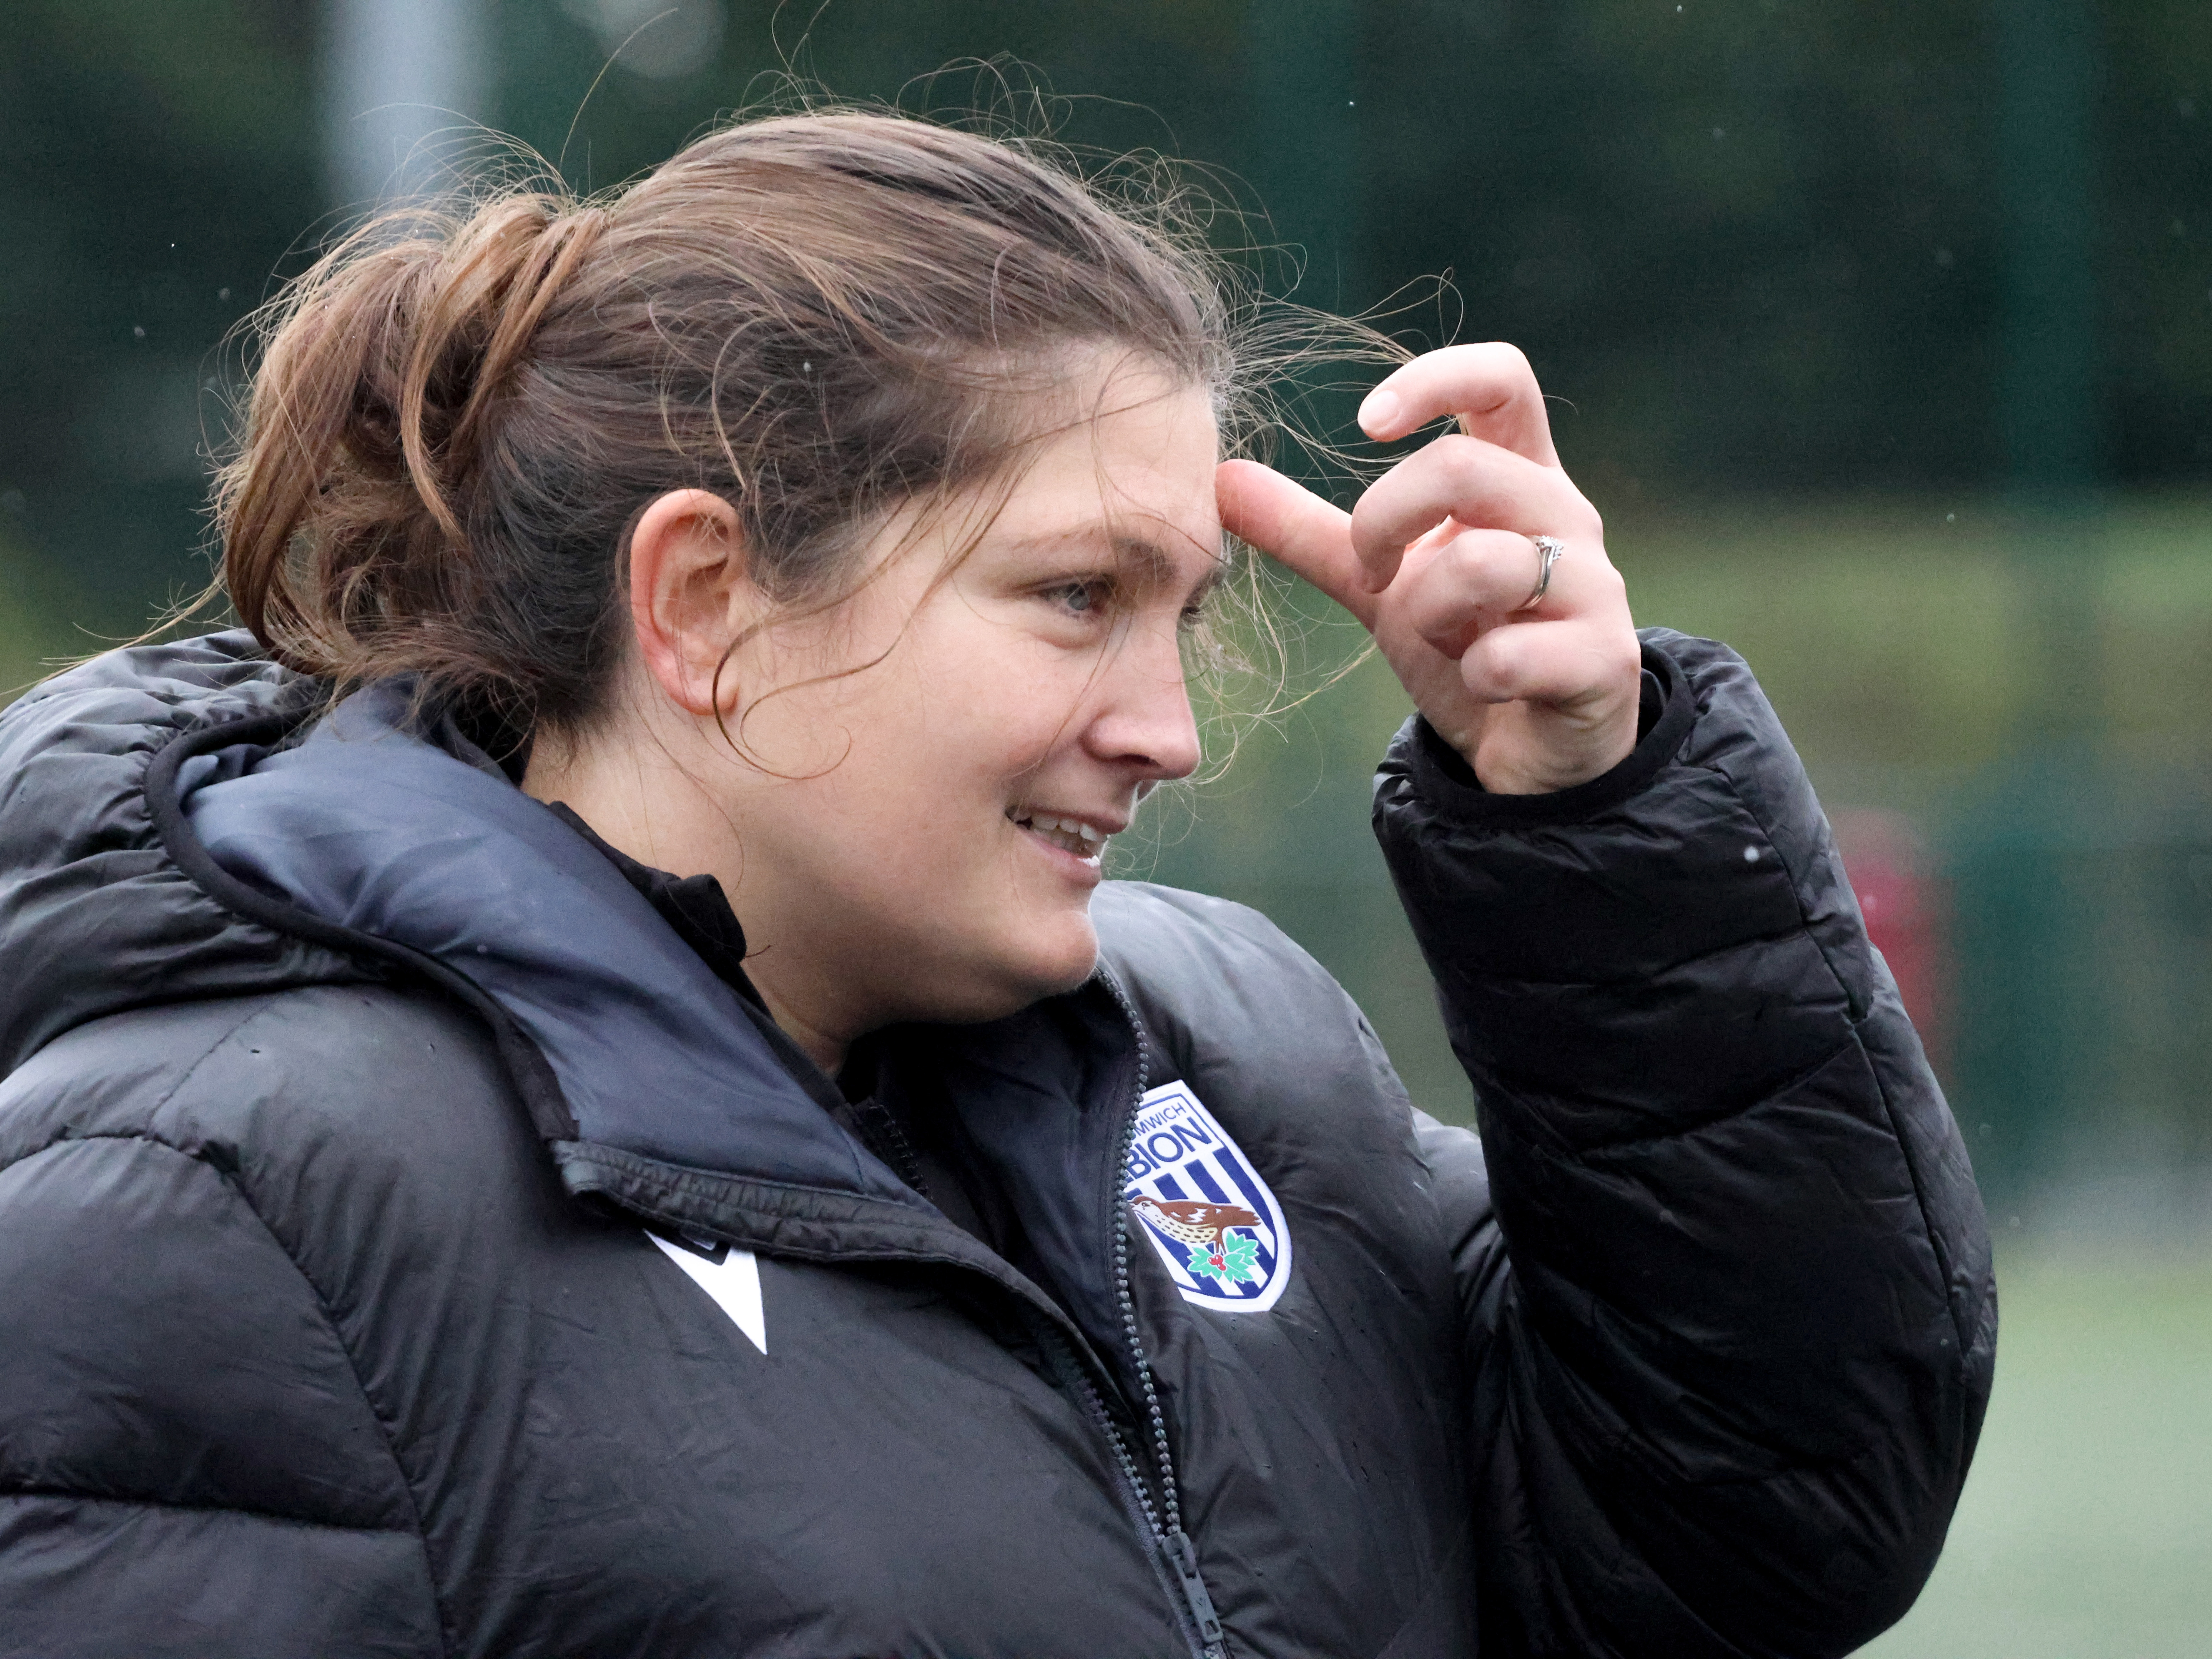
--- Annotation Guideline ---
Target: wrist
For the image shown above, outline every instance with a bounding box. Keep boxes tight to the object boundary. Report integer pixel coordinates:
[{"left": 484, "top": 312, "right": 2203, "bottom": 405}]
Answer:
[{"left": 1469, "top": 713, "right": 1637, "bottom": 794}]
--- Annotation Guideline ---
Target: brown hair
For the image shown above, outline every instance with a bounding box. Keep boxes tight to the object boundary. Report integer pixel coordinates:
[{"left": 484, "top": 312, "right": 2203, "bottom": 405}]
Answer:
[{"left": 214, "top": 109, "right": 1296, "bottom": 739}]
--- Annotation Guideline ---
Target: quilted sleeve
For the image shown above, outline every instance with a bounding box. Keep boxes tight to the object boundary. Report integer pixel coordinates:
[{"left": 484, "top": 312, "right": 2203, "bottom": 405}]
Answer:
[{"left": 1376, "top": 629, "right": 1996, "bottom": 1659}]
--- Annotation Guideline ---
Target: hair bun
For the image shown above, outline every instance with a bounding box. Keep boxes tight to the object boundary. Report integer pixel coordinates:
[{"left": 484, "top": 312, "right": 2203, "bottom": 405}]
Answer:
[{"left": 399, "top": 200, "right": 611, "bottom": 542}]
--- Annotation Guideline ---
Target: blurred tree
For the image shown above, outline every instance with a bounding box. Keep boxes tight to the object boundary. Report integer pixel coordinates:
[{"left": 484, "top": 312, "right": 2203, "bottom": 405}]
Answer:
[
  {"left": 1358, "top": 0, "right": 2007, "bottom": 499},
  {"left": 7, "top": 0, "right": 2211, "bottom": 641},
  {"left": 0, "top": 0, "right": 319, "bottom": 643}
]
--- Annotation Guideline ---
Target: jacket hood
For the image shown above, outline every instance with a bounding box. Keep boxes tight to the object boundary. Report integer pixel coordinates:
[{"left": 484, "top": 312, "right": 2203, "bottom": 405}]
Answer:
[
  {"left": 0, "top": 632, "right": 922, "bottom": 1212},
  {"left": 0, "top": 632, "right": 339, "bottom": 1075}
]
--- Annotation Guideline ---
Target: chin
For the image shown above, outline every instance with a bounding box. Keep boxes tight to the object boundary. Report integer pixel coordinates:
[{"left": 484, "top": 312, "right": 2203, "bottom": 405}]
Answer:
[
  {"left": 932, "top": 917, "right": 1101, "bottom": 1026},
  {"left": 1023, "top": 909, "right": 1102, "bottom": 992}
]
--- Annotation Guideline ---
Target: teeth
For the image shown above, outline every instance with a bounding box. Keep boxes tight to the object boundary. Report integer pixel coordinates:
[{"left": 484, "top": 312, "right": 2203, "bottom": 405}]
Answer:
[{"left": 1010, "top": 809, "right": 1112, "bottom": 858}]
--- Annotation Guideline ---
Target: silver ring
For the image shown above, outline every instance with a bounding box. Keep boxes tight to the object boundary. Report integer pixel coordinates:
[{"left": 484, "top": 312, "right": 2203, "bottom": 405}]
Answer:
[{"left": 1518, "top": 535, "right": 1566, "bottom": 611}]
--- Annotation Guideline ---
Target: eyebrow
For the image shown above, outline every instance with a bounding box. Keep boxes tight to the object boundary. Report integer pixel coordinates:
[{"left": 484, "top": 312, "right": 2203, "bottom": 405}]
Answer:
[
  {"left": 997, "top": 524, "right": 1225, "bottom": 607},
  {"left": 1111, "top": 535, "right": 1223, "bottom": 608}
]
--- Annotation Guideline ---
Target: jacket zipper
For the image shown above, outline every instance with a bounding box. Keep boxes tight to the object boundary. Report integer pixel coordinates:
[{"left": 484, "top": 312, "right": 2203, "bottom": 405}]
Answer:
[
  {"left": 865, "top": 984, "right": 1225, "bottom": 1658},
  {"left": 1051, "top": 1329, "right": 1223, "bottom": 1659},
  {"left": 1097, "top": 970, "right": 1228, "bottom": 1659}
]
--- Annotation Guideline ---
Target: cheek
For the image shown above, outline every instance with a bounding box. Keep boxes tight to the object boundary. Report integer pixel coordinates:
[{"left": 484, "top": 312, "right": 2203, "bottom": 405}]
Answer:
[{"left": 930, "top": 656, "right": 1090, "bottom": 785}]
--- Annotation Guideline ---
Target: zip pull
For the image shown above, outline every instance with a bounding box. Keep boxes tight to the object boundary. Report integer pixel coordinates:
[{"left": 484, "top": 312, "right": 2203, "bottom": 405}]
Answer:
[{"left": 1162, "top": 1528, "right": 1225, "bottom": 1651}]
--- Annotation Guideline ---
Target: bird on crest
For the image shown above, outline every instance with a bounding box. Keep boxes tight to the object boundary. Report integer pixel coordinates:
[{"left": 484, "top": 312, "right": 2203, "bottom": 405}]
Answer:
[{"left": 1130, "top": 1195, "right": 1260, "bottom": 1247}]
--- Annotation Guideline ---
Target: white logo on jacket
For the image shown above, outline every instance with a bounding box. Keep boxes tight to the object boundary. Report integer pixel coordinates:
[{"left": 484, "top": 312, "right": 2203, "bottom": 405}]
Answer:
[
  {"left": 649, "top": 1230, "right": 767, "bottom": 1354},
  {"left": 1123, "top": 1080, "right": 1293, "bottom": 1313}
]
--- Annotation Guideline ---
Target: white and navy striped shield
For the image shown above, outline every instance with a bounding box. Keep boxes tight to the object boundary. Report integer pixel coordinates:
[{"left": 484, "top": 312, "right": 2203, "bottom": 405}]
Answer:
[{"left": 1122, "top": 1080, "right": 1293, "bottom": 1313}]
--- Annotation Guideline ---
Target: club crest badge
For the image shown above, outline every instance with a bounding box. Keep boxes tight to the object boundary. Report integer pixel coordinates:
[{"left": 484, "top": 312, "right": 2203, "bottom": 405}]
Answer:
[{"left": 1123, "top": 1080, "right": 1293, "bottom": 1313}]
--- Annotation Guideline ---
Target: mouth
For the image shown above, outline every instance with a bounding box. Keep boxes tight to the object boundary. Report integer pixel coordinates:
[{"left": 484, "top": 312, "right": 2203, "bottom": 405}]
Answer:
[{"left": 1006, "top": 806, "right": 1118, "bottom": 868}]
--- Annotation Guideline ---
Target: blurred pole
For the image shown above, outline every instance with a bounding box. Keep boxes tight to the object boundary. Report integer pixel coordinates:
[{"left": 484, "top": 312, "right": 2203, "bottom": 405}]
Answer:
[
  {"left": 1242, "top": 0, "right": 1362, "bottom": 312},
  {"left": 1964, "top": 0, "right": 2105, "bottom": 1199},
  {"left": 1995, "top": 0, "right": 2104, "bottom": 730},
  {"left": 1997, "top": 0, "right": 2102, "bottom": 511},
  {"left": 323, "top": 0, "right": 490, "bottom": 211}
]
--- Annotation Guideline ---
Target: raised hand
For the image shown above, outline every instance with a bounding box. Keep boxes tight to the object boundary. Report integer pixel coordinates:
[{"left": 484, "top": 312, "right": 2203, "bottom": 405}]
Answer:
[{"left": 1218, "top": 344, "right": 1642, "bottom": 795}]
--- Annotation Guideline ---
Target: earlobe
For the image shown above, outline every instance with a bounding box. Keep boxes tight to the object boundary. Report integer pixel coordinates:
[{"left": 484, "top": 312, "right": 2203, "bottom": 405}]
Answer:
[{"left": 627, "top": 488, "right": 752, "bottom": 718}]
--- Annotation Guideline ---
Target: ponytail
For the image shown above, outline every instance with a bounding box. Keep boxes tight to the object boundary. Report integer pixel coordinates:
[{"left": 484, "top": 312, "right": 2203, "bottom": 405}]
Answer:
[{"left": 218, "top": 197, "right": 609, "bottom": 705}]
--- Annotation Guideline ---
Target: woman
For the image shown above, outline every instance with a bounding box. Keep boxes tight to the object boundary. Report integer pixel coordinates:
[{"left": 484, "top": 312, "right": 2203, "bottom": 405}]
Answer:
[{"left": 0, "top": 112, "right": 1991, "bottom": 1658}]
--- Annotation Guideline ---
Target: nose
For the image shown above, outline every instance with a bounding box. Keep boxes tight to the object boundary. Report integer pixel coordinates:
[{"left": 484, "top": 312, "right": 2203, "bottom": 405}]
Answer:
[{"left": 1084, "top": 626, "right": 1201, "bottom": 785}]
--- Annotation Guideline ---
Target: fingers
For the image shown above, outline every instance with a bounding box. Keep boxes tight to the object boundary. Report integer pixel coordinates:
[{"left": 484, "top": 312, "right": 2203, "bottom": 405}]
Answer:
[
  {"left": 1215, "top": 459, "right": 1375, "bottom": 623},
  {"left": 1391, "top": 528, "right": 1561, "bottom": 656},
  {"left": 1348, "top": 434, "right": 1594, "bottom": 593},
  {"left": 1458, "top": 614, "right": 1641, "bottom": 709},
  {"left": 1357, "top": 343, "right": 1561, "bottom": 469}
]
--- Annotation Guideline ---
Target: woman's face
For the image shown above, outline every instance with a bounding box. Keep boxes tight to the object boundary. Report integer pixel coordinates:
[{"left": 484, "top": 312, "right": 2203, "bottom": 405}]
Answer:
[{"left": 713, "top": 358, "right": 1221, "bottom": 1053}]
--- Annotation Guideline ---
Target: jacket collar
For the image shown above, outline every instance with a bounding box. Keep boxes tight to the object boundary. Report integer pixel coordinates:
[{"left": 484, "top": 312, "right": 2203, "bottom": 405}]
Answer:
[{"left": 176, "top": 679, "right": 926, "bottom": 1210}]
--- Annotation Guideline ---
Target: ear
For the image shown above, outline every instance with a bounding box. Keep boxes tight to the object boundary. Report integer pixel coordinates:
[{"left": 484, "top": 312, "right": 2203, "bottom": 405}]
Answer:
[{"left": 627, "top": 489, "right": 753, "bottom": 717}]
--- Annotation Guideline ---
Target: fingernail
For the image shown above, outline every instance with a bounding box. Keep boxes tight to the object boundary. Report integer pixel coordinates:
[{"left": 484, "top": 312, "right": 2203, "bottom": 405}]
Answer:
[{"left": 1359, "top": 389, "right": 1400, "bottom": 434}]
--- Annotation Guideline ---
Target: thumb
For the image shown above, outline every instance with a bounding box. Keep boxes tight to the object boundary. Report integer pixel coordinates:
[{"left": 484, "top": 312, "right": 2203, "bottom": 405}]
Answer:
[{"left": 1216, "top": 460, "right": 1373, "bottom": 624}]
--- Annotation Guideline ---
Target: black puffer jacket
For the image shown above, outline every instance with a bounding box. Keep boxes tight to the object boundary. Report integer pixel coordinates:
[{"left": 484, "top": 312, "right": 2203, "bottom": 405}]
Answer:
[{"left": 0, "top": 628, "right": 1993, "bottom": 1659}]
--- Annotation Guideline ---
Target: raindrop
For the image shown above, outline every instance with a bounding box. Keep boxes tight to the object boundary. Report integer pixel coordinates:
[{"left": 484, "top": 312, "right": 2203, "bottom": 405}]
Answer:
[
  {"left": 2009, "top": 1215, "right": 2021, "bottom": 1227},
  {"left": 1946, "top": 512, "right": 1956, "bottom": 522},
  {"left": 218, "top": 286, "right": 230, "bottom": 300},
  {"left": 132, "top": 325, "right": 145, "bottom": 339},
  {"left": 1978, "top": 1123, "right": 1992, "bottom": 1137},
  {"left": 2172, "top": 220, "right": 2187, "bottom": 237},
  {"left": 2180, "top": 97, "right": 2198, "bottom": 119},
  {"left": 1742, "top": 846, "right": 1761, "bottom": 863},
  {"left": 1712, "top": 127, "right": 1726, "bottom": 140},
  {"left": 801, "top": 360, "right": 811, "bottom": 374},
  {"left": 1934, "top": 247, "right": 1953, "bottom": 268}
]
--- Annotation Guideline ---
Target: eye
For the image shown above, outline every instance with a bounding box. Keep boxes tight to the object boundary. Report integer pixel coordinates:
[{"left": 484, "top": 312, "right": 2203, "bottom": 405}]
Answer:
[{"left": 1044, "top": 577, "right": 1116, "bottom": 620}]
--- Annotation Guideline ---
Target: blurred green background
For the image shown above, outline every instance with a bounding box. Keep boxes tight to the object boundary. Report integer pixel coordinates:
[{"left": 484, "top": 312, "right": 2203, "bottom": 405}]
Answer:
[{"left": 2, "top": 1, "right": 2207, "bottom": 1649}]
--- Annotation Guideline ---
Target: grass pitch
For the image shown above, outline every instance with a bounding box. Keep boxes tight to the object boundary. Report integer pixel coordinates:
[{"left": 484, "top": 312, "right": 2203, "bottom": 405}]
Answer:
[{"left": 1859, "top": 1248, "right": 2212, "bottom": 1657}]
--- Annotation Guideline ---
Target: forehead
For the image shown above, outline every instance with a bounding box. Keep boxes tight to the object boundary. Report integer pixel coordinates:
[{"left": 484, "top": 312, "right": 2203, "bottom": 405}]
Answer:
[{"left": 985, "top": 362, "right": 1221, "bottom": 573}]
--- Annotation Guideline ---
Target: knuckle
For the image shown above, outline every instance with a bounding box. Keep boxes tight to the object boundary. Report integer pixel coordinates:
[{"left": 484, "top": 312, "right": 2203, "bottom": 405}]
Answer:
[
  {"left": 1440, "top": 531, "right": 1494, "bottom": 583},
  {"left": 1460, "top": 647, "right": 1518, "bottom": 703},
  {"left": 1599, "top": 627, "right": 1643, "bottom": 682},
  {"left": 1433, "top": 433, "right": 1491, "bottom": 486},
  {"left": 1440, "top": 534, "right": 1517, "bottom": 607},
  {"left": 1482, "top": 341, "right": 1536, "bottom": 388}
]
